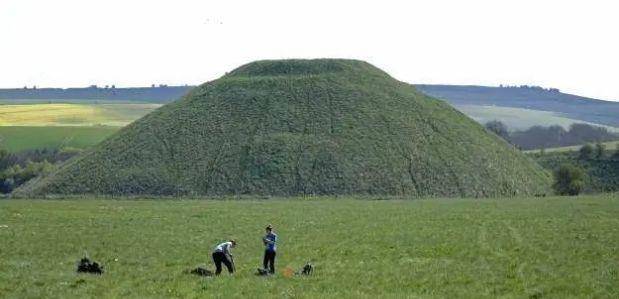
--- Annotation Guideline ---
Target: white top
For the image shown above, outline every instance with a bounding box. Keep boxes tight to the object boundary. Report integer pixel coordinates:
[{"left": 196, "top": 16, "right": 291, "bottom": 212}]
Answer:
[{"left": 213, "top": 241, "right": 233, "bottom": 255}]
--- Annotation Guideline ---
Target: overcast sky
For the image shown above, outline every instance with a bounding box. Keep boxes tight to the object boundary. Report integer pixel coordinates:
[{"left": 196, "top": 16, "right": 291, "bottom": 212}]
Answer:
[{"left": 1, "top": 0, "right": 618, "bottom": 101}]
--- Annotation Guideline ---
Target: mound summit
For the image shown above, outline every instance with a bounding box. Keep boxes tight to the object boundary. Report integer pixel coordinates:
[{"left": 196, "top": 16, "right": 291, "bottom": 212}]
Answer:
[{"left": 19, "top": 59, "right": 551, "bottom": 197}]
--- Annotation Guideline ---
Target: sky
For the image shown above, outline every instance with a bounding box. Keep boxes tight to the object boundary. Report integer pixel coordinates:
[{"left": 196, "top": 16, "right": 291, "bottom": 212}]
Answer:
[{"left": 1, "top": 0, "right": 618, "bottom": 101}]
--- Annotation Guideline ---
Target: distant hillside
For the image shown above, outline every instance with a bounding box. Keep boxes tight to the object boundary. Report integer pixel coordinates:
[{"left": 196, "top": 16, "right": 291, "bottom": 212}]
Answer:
[
  {"left": 415, "top": 85, "right": 619, "bottom": 128},
  {"left": 17, "top": 59, "right": 550, "bottom": 197},
  {"left": 525, "top": 140, "right": 619, "bottom": 154},
  {"left": 5, "top": 84, "right": 618, "bottom": 130},
  {"left": 0, "top": 86, "right": 194, "bottom": 103}
]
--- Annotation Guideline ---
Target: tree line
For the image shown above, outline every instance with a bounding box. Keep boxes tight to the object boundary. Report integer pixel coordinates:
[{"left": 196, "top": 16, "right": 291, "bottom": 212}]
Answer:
[
  {"left": 0, "top": 148, "right": 80, "bottom": 194},
  {"left": 533, "top": 142, "right": 619, "bottom": 196},
  {"left": 485, "top": 121, "right": 618, "bottom": 150}
]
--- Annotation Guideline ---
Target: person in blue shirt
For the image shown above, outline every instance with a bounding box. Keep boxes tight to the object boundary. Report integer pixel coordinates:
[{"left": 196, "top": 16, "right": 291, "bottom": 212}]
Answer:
[{"left": 262, "top": 224, "right": 278, "bottom": 274}]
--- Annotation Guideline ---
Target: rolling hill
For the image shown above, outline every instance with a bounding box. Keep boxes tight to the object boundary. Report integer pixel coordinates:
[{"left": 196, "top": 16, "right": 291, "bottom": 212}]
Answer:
[
  {"left": 0, "top": 86, "right": 192, "bottom": 103},
  {"left": 525, "top": 140, "right": 619, "bottom": 154},
  {"left": 415, "top": 85, "right": 619, "bottom": 128},
  {"left": 4, "top": 82, "right": 618, "bottom": 134},
  {"left": 17, "top": 59, "right": 551, "bottom": 197}
]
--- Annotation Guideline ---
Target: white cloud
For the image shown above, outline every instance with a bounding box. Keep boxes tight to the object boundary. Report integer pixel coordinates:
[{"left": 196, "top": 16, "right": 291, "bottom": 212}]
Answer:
[{"left": 1, "top": 0, "right": 617, "bottom": 101}]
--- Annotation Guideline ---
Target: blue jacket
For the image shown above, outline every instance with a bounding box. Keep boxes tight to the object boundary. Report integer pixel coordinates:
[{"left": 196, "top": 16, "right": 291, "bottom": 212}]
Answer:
[{"left": 263, "top": 232, "right": 277, "bottom": 252}]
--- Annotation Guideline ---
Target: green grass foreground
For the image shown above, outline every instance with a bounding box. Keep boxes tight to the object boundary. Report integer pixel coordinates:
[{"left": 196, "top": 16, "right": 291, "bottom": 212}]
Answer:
[{"left": 1, "top": 195, "right": 618, "bottom": 298}]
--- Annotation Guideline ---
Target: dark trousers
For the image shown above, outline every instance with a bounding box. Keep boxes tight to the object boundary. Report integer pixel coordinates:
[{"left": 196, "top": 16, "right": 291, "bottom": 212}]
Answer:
[
  {"left": 263, "top": 250, "right": 276, "bottom": 273},
  {"left": 212, "top": 252, "right": 234, "bottom": 275}
]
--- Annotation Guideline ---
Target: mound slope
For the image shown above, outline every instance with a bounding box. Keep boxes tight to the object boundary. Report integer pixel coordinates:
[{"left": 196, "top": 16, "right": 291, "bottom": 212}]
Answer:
[{"left": 18, "top": 59, "right": 551, "bottom": 197}]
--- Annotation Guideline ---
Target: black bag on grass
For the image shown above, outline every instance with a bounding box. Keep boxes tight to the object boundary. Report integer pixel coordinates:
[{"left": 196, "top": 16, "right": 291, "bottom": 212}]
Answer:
[
  {"left": 189, "top": 267, "right": 214, "bottom": 277},
  {"left": 77, "top": 257, "right": 103, "bottom": 274}
]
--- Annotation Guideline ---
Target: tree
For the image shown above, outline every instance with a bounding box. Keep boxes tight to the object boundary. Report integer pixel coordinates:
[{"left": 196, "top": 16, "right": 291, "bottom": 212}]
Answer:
[
  {"left": 595, "top": 142, "right": 605, "bottom": 159},
  {"left": 485, "top": 120, "right": 510, "bottom": 141},
  {"left": 0, "top": 160, "right": 54, "bottom": 194},
  {"left": 553, "top": 164, "right": 585, "bottom": 196},
  {"left": 0, "top": 147, "right": 8, "bottom": 162},
  {"left": 0, "top": 177, "right": 14, "bottom": 193},
  {"left": 579, "top": 143, "right": 594, "bottom": 160},
  {"left": 613, "top": 144, "right": 619, "bottom": 160}
]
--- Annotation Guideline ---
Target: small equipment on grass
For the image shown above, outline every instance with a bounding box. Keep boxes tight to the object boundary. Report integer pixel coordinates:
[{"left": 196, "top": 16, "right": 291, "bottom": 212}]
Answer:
[
  {"left": 77, "top": 257, "right": 104, "bottom": 275},
  {"left": 297, "top": 262, "right": 314, "bottom": 275},
  {"left": 189, "top": 267, "right": 214, "bottom": 277}
]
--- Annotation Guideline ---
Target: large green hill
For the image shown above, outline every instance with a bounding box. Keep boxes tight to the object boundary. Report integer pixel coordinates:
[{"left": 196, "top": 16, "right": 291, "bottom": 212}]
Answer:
[{"left": 17, "top": 59, "right": 551, "bottom": 197}]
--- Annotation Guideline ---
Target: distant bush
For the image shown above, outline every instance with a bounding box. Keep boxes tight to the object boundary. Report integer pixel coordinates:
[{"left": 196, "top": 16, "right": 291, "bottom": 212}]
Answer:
[
  {"left": 0, "top": 160, "right": 54, "bottom": 193},
  {"left": 0, "top": 147, "right": 78, "bottom": 194},
  {"left": 485, "top": 120, "right": 510, "bottom": 141},
  {"left": 579, "top": 144, "right": 594, "bottom": 160},
  {"left": 553, "top": 164, "right": 585, "bottom": 196},
  {"left": 532, "top": 150, "right": 619, "bottom": 194},
  {"left": 614, "top": 144, "right": 619, "bottom": 160},
  {"left": 595, "top": 142, "right": 605, "bottom": 159}
]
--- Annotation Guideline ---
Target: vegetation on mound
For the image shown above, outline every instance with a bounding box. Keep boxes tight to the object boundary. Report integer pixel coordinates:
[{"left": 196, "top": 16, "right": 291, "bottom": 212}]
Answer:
[{"left": 18, "top": 59, "right": 551, "bottom": 197}]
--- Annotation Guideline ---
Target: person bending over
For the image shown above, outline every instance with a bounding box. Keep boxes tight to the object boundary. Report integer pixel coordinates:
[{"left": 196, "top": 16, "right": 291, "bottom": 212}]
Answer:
[{"left": 212, "top": 239, "right": 236, "bottom": 275}]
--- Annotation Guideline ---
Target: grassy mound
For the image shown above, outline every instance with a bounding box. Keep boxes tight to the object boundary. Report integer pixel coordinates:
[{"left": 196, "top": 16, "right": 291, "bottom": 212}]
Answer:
[{"left": 17, "top": 59, "right": 551, "bottom": 197}]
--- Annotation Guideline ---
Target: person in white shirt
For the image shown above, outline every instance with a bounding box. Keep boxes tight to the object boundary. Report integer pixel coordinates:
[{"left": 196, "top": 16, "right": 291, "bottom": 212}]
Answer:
[{"left": 212, "top": 240, "right": 236, "bottom": 275}]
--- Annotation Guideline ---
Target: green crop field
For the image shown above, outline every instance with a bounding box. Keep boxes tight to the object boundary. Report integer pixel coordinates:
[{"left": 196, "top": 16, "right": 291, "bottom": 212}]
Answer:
[
  {"left": 0, "top": 126, "right": 119, "bottom": 152},
  {"left": 1, "top": 195, "right": 617, "bottom": 298},
  {"left": 454, "top": 104, "right": 619, "bottom": 132},
  {"left": 0, "top": 102, "right": 157, "bottom": 152}
]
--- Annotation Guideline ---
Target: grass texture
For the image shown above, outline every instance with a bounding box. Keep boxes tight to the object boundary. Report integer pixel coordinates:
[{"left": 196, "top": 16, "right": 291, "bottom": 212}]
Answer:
[{"left": 0, "top": 196, "right": 617, "bottom": 298}]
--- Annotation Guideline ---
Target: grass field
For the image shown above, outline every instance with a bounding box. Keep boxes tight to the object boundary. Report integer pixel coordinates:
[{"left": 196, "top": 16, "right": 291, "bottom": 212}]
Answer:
[
  {"left": 525, "top": 140, "right": 619, "bottom": 154},
  {"left": 454, "top": 105, "right": 619, "bottom": 132},
  {"left": 0, "top": 102, "right": 153, "bottom": 152},
  {"left": 0, "top": 126, "right": 119, "bottom": 152},
  {"left": 1, "top": 195, "right": 617, "bottom": 298},
  {"left": 0, "top": 103, "right": 161, "bottom": 126}
]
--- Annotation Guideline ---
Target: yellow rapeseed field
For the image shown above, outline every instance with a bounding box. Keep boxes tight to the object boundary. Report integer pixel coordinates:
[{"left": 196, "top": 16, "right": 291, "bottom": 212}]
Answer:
[{"left": 0, "top": 103, "right": 160, "bottom": 126}]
